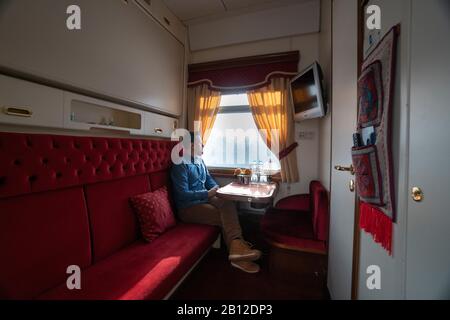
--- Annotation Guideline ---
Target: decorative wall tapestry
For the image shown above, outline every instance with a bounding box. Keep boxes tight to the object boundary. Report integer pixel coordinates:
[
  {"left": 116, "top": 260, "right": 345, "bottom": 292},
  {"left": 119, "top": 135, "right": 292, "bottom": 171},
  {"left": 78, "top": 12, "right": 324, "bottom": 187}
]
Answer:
[{"left": 352, "top": 25, "right": 399, "bottom": 255}]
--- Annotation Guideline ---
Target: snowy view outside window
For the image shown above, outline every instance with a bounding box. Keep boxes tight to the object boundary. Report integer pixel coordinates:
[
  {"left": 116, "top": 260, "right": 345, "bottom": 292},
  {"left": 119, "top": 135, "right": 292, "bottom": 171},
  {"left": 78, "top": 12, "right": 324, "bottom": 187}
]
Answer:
[{"left": 202, "top": 94, "right": 281, "bottom": 171}]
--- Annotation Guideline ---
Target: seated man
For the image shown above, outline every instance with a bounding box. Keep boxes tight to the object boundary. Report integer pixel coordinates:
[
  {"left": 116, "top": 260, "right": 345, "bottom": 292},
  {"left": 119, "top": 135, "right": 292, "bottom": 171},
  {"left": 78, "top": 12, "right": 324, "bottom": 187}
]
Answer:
[{"left": 171, "top": 132, "right": 262, "bottom": 273}]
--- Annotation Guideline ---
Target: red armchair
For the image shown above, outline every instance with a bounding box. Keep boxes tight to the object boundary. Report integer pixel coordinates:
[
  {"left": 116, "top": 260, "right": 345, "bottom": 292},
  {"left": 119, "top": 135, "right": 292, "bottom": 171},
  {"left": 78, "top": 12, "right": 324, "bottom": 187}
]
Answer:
[{"left": 261, "top": 181, "right": 329, "bottom": 281}]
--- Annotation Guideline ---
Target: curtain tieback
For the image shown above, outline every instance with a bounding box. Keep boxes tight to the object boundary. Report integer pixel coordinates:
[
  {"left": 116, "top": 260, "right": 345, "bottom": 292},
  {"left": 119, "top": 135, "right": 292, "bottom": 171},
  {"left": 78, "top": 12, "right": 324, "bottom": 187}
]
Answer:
[{"left": 279, "top": 142, "right": 298, "bottom": 160}]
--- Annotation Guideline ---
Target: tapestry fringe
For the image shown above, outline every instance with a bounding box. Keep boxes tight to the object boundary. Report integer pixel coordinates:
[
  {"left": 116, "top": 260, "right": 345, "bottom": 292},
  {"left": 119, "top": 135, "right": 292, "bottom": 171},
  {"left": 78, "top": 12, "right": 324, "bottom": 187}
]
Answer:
[{"left": 360, "top": 202, "right": 392, "bottom": 255}]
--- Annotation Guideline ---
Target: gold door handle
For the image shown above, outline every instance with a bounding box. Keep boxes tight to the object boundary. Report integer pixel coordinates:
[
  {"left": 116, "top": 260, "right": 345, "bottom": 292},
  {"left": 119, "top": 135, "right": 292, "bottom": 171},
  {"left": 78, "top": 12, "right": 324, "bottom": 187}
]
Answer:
[
  {"left": 334, "top": 164, "right": 355, "bottom": 175},
  {"left": 411, "top": 187, "right": 424, "bottom": 202}
]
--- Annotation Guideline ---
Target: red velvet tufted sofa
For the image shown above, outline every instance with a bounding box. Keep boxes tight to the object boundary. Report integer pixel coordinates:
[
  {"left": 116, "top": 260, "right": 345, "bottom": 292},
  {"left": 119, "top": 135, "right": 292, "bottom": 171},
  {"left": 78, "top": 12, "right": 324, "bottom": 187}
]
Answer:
[{"left": 0, "top": 132, "right": 219, "bottom": 300}]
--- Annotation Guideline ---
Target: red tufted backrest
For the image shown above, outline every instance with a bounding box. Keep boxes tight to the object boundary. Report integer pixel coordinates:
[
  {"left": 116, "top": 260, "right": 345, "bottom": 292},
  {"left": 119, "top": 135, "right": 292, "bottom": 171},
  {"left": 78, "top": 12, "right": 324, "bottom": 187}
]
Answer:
[{"left": 0, "top": 132, "right": 176, "bottom": 199}]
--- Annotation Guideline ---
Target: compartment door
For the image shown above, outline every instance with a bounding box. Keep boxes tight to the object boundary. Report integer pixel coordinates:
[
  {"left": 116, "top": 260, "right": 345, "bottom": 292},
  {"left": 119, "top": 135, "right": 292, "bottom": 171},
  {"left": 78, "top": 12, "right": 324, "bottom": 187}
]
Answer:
[{"left": 405, "top": 0, "right": 450, "bottom": 299}]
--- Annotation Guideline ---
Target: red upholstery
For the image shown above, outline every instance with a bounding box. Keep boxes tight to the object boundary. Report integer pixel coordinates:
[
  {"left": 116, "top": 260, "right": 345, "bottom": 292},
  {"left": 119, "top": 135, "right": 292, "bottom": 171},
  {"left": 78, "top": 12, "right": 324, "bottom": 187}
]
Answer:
[
  {"left": 0, "top": 187, "right": 91, "bottom": 299},
  {"left": 261, "top": 210, "right": 327, "bottom": 253},
  {"left": 310, "top": 181, "right": 329, "bottom": 242},
  {"left": 38, "top": 223, "right": 218, "bottom": 300},
  {"left": 0, "top": 133, "right": 176, "bottom": 199},
  {"left": 149, "top": 171, "right": 171, "bottom": 191},
  {"left": 275, "top": 194, "right": 310, "bottom": 211},
  {"left": 0, "top": 132, "right": 219, "bottom": 300},
  {"left": 262, "top": 180, "right": 329, "bottom": 253},
  {"left": 149, "top": 170, "right": 176, "bottom": 209},
  {"left": 85, "top": 175, "right": 150, "bottom": 262}
]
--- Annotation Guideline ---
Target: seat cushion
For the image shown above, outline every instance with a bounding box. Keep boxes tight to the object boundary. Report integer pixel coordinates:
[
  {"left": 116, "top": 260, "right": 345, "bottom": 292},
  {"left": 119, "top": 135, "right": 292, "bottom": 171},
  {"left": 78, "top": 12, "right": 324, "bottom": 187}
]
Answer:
[
  {"left": 0, "top": 187, "right": 91, "bottom": 299},
  {"left": 85, "top": 175, "right": 151, "bottom": 262},
  {"left": 37, "top": 223, "right": 219, "bottom": 300},
  {"left": 261, "top": 209, "right": 326, "bottom": 253},
  {"left": 130, "top": 186, "right": 176, "bottom": 242},
  {"left": 275, "top": 194, "right": 311, "bottom": 211}
]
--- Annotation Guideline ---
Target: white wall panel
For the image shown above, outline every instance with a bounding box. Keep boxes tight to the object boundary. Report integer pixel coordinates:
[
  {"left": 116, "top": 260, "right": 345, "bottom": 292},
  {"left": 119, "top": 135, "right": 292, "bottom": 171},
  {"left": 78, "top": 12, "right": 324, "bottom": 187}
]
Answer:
[
  {"left": 0, "top": 0, "right": 185, "bottom": 116},
  {"left": 163, "top": 0, "right": 224, "bottom": 21},
  {"left": 189, "top": 0, "right": 320, "bottom": 50},
  {"left": 327, "top": 0, "right": 358, "bottom": 300}
]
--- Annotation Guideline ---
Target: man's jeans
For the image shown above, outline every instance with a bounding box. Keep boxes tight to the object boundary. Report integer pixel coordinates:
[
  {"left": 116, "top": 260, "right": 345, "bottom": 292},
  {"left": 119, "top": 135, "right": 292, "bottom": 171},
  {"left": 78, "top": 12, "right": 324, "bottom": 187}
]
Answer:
[{"left": 178, "top": 196, "right": 242, "bottom": 249}]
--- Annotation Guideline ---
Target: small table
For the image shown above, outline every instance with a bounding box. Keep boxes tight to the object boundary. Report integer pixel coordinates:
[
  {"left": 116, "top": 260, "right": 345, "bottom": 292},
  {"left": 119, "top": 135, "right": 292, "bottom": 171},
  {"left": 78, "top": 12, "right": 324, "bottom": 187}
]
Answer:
[{"left": 216, "top": 182, "right": 278, "bottom": 206}]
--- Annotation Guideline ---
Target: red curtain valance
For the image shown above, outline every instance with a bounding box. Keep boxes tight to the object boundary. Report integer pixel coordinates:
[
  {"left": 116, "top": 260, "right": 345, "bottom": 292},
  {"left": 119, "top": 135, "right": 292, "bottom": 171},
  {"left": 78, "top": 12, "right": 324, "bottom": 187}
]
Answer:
[{"left": 188, "top": 51, "right": 299, "bottom": 93}]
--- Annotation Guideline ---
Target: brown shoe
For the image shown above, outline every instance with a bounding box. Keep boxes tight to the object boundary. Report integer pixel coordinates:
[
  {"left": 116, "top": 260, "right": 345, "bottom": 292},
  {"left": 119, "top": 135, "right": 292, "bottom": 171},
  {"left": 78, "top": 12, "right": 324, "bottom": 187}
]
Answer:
[
  {"left": 231, "top": 261, "right": 260, "bottom": 273},
  {"left": 228, "top": 239, "right": 262, "bottom": 262}
]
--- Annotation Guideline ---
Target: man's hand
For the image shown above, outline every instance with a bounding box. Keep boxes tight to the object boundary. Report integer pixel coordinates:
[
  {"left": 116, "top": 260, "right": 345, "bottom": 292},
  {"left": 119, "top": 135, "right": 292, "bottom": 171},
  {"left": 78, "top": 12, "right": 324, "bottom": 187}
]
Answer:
[{"left": 208, "top": 185, "right": 219, "bottom": 198}]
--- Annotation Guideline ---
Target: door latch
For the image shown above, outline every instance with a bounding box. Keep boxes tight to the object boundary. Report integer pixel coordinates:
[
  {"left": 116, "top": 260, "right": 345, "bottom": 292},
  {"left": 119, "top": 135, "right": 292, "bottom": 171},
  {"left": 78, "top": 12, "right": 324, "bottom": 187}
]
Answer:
[{"left": 411, "top": 187, "right": 424, "bottom": 202}]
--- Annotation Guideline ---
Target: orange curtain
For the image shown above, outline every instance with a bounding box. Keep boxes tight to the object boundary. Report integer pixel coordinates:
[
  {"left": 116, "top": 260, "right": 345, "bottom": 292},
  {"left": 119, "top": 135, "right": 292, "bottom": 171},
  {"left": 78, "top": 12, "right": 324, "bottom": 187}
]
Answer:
[
  {"left": 247, "top": 78, "right": 299, "bottom": 183},
  {"left": 187, "top": 84, "right": 221, "bottom": 145}
]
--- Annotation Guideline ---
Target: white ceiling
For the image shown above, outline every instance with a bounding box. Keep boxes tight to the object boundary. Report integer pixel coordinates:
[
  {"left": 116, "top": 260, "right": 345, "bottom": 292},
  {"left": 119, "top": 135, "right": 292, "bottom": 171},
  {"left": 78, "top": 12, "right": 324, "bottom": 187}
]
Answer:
[{"left": 162, "top": 0, "right": 314, "bottom": 24}]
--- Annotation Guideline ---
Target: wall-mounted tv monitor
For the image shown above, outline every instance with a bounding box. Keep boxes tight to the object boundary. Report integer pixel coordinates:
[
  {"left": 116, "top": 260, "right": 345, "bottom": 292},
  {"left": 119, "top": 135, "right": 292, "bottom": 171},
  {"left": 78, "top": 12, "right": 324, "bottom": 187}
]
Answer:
[{"left": 290, "top": 62, "right": 326, "bottom": 121}]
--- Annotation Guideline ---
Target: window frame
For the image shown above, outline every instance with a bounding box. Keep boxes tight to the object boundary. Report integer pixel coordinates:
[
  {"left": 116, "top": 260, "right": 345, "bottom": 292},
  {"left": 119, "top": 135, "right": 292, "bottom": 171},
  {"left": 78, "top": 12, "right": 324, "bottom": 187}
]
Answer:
[
  {"left": 217, "top": 105, "right": 250, "bottom": 114},
  {"left": 207, "top": 166, "right": 281, "bottom": 181},
  {"left": 204, "top": 97, "right": 281, "bottom": 178}
]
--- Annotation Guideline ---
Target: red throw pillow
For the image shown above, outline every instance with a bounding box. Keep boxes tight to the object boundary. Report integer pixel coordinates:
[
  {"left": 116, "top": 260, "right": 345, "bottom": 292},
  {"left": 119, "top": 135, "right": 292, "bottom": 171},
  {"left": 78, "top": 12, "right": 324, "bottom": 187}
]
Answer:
[{"left": 129, "top": 186, "right": 176, "bottom": 242}]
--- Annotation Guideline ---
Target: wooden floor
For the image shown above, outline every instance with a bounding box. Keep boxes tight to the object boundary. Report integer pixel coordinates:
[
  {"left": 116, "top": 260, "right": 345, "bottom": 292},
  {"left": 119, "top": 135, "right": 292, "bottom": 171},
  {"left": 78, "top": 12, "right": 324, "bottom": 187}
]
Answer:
[{"left": 171, "top": 212, "right": 329, "bottom": 300}]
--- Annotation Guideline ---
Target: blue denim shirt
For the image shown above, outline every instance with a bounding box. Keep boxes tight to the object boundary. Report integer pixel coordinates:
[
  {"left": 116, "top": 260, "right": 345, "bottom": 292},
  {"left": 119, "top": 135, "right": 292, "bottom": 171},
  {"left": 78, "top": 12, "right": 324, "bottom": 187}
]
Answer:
[{"left": 170, "top": 157, "right": 219, "bottom": 210}]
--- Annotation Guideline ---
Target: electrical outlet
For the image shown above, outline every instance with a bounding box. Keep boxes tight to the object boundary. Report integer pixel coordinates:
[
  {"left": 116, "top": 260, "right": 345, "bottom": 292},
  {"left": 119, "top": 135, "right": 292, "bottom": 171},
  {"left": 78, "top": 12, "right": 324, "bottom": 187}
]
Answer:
[{"left": 298, "top": 131, "right": 315, "bottom": 140}]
